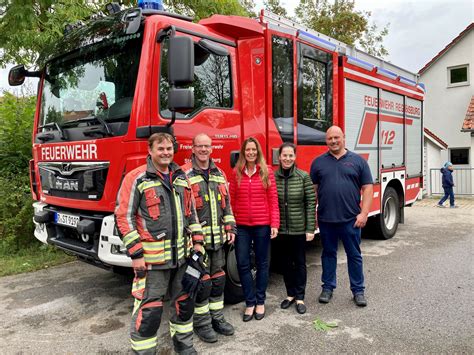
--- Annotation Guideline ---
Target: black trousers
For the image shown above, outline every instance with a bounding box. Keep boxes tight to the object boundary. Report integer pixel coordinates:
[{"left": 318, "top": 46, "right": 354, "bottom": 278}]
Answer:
[{"left": 280, "top": 234, "right": 307, "bottom": 300}]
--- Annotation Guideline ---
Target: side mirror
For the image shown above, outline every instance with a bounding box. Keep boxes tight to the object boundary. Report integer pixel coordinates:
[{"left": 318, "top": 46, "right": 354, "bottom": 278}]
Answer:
[
  {"left": 168, "top": 88, "right": 194, "bottom": 112},
  {"left": 168, "top": 36, "right": 194, "bottom": 85},
  {"left": 8, "top": 65, "right": 27, "bottom": 86}
]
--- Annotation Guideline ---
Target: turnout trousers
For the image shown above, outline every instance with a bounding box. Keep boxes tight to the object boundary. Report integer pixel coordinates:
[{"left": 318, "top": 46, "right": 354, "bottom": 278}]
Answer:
[
  {"left": 193, "top": 248, "right": 227, "bottom": 328},
  {"left": 130, "top": 263, "right": 195, "bottom": 354}
]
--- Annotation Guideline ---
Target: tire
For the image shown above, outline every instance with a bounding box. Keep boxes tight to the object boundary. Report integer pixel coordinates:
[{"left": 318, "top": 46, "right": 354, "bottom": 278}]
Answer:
[
  {"left": 373, "top": 186, "right": 400, "bottom": 240},
  {"left": 223, "top": 243, "right": 258, "bottom": 304}
]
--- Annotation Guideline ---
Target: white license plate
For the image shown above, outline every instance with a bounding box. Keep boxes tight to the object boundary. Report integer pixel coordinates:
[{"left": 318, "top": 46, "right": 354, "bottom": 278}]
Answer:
[{"left": 54, "top": 212, "right": 80, "bottom": 228}]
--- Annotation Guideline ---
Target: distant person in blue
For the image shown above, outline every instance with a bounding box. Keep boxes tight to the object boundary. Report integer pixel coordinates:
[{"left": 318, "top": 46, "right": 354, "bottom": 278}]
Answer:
[
  {"left": 437, "top": 162, "right": 457, "bottom": 208},
  {"left": 310, "top": 126, "right": 373, "bottom": 307}
]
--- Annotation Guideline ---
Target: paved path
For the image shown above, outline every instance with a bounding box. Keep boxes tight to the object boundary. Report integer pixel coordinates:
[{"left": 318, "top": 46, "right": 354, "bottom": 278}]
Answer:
[{"left": 0, "top": 204, "right": 472, "bottom": 354}]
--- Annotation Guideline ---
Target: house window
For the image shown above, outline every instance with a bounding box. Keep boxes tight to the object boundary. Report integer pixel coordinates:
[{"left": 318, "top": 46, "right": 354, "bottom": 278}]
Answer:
[
  {"left": 450, "top": 148, "right": 469, "bottom": 165},
  {"left": 448, "top": 65, "right": 469, "bottom": 87}
]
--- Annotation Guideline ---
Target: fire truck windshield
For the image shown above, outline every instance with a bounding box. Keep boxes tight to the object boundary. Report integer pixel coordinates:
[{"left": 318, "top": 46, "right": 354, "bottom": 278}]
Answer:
[{"left": 39, "top": 32, "right": 142, "bottom": 140}]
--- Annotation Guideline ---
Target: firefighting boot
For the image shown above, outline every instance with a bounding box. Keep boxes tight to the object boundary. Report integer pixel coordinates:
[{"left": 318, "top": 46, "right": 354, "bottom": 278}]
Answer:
[
  {"left": 194, "top": 324, "right": 218, "bottom": 343},
  {"left": 212, "top": 318, "right": 235, "bottom": 336}
]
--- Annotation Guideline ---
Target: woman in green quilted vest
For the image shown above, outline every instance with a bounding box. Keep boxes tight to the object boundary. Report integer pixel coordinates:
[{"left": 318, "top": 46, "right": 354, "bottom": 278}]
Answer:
[{"left": 274, "top": 142, "right": 316, "bottom": 314}]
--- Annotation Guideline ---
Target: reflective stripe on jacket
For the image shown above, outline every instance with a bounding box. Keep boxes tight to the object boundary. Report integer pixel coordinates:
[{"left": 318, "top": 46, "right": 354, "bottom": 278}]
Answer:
[
  {"left": 182, "top": 156, "right": 236, "bottom": 251},
  {"left": 115, "top": 156, "right": 203, "bottom": 269}
]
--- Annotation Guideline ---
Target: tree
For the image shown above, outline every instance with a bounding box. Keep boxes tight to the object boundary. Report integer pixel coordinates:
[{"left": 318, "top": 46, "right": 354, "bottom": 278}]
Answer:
[
  {"left": 0, "top": 0, "right": 254, "bottom": 69},
  {"left": 295, "top": 0, "right": 388, "bottom": 57},
  {"left": 264, "top": 0, "right": 288, "bottom": 16},
  {"left": 163, "top": 0, "right": 254, "bottom": 20}
]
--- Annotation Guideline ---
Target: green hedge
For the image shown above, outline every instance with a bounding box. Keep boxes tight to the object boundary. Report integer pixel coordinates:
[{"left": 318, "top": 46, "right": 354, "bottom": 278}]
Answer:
[{"left": 0, "top": 92, "right": 36, "bottom": 254}]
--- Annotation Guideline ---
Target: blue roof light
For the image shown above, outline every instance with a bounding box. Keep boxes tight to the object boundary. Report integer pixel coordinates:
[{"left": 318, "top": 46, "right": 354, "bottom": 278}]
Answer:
[{"left": 138, "top": 0, "right": 164, "bottom": 10}]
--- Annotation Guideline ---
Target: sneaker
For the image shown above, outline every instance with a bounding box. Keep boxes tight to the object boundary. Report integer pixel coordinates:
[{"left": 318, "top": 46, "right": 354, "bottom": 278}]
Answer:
[
  {"left": 318, "top": 289, "right": 333, "bottom": 303},
  {"left": 212, "top": 318, "right": 235, "bottom": 336},
  {"left": 194, "top": 324, "right": 218, "bottom": 343},
  {"left": 353, "top": 293, "right": 367, "bottom": 307},
  {"left": 450, "top": 205, "right": 458, "bottom": 208},
  {"left": 436, "top": 204, "right": 446, "bottom": 208}
]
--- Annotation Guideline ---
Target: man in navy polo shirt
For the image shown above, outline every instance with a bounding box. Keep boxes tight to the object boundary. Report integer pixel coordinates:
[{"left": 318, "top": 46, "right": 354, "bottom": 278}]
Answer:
[{"left": 310, "top": 126, "right": 373, "bottom": 307}]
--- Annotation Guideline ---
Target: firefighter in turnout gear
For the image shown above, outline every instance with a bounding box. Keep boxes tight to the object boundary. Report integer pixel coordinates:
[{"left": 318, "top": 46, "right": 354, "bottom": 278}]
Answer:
[
  {"left": 182, "top": 133, "right": 236, "bottom": 343},
  {"left": 115, "top": 133, "right": 204, "bottom": 355}
]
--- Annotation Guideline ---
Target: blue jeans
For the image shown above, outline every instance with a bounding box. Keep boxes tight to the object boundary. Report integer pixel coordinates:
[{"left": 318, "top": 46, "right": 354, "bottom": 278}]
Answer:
[
  {"left": 319, "top": 220, "right": 365, "bottom": 295},
  {"left": 235, "top": 225, "right": 271, "bottom": 307},
  {"left": 438, "top": 186, "right": 455, "bottom": 206}
]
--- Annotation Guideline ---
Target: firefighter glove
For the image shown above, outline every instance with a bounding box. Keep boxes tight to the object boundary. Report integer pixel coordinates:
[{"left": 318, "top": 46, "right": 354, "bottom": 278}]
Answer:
[{"left": 182, "top": 252, "right": 208, "bottom": 298}]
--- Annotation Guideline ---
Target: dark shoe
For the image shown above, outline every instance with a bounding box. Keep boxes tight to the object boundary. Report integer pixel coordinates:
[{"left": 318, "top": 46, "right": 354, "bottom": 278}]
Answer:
[
  {"left": 318, "top": 289, "right": 333, "bottom": 303},
  {"left": 353, "top": 293, "right": 367, "bottom": 307},
  {"left": 254, "top": 311, "right": 265, "bottom": 320},
  {"left": 280, "top": 298, "right": 295, "bottom": 309},
  {"left": 296, "top": 302, "right": 306, "bottom": 314},
  {"left": 212, "top": 318, "right": 234, "bottom": 336},
  {"left": 177, "top": 346, "right": 198, "bottom": 355},
  {"left": 254, "top": 304, "right": 265, "bottom": 320},
  {"left": 243, "top": 307, "right": 254, "bottom": 322},
  {"left": 194, "top": 324, "right": 218, "bottom": 343}
]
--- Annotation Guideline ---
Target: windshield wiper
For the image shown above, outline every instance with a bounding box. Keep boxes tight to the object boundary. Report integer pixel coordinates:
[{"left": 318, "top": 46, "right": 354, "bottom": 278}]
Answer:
[
  {"left": 38, "top": 122, "right": 68, "bottom": 141},
  {"left": 63, "top": 115, "right": 114, "bottom": 137}
]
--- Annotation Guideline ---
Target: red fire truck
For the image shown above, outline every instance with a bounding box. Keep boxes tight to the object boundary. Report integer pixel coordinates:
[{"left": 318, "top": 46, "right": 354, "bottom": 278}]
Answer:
[{"left": 9, "top": 6, "right": 423, "bottom": 300}]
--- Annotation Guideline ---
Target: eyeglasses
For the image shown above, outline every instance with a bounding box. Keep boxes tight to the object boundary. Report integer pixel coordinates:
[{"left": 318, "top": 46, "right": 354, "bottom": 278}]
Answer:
[{"left": 193, "top": 144, "right": 212, "bottom": 149}]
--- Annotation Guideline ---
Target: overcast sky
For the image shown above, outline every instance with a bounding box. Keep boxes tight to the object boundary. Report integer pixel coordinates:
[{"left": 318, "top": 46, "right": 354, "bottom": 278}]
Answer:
[{"left": 1, "top": 0, "right": 472, "bottom": 92}]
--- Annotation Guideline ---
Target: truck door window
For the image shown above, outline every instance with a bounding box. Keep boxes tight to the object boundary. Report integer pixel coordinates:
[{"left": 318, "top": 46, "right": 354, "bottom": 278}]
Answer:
[
  {"left": 272, "top": 36, "right": 294, "bottom": 143},
  {"left": 297, "top": 43, "right": 333, "bottom": 145},
  {"left": 159, "top": 37, "right": 232, "bottom": 119}
]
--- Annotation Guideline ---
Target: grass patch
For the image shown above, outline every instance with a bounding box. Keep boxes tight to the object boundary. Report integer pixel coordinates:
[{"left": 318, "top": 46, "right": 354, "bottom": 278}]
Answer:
[{"left": 0, "top": 244, "right": 76, "bottom": 277}]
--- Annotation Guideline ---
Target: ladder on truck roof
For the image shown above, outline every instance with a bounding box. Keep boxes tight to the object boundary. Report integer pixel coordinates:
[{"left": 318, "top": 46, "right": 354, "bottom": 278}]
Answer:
[{"left": 259, "top": 10, "right": 421, "bottom": 87}]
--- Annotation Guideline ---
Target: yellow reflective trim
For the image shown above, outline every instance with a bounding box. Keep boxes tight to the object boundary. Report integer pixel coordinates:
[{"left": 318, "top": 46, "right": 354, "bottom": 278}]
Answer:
[
  {"left": 137, "top": 181, "right": 161, "bottom": 193},
  {"left": 173, "top": 179, "right": 189, "bottom": 188},
  {"left": 209, "top": 190, "right": 219, "bottom": 235},
  {"left": 194, "top": 303, "right": 209, "bottom": 314},
  {"left": 189, "top": 175, "right": 204, "bottom": 184},
  {"left": 174, "top": 190, "right": 183, "bottom": 243},
  {"left": 123, "top": 230, "right": 139, "bottom": 247},
  {"left": 142, "top": 240, "right": 165, "bottom": 250},
  {"left": 170, "top": 321, "right": 193, "bottom": 334},
  {"left": 204, "top": 194, "right": 209, "bottom": 201},
  {"left": 132, "top": 299, "right": 142, "bottom": 315},
  {"left": 209, "top": 175, "right": 226, "bottom": 184},
  {"left": 223, "top": 215, "right": 236, "bottom": 223},
  {"left": 132, "top": 278, "right": 146, "bottom": 291},
  {"left": 189, "top": 223, "right": 201, "bottom": 232},
  {"left": 209, "top": 300, "right": 224, "bottom": 311},
  {"left": 130, "top": 336, "right": 157, "bottom": 351}
]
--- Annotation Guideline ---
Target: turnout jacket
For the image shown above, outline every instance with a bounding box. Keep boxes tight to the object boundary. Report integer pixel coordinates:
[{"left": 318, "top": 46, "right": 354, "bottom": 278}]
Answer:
[
  {"left": 275, "top": 165, "right": 316, "bottom": 235},
  {"left": 182, "top": 155, "right": 236, "bottom": 251},
  {"left": 115, "top": 156, "right": 203, "bottom": 270}
]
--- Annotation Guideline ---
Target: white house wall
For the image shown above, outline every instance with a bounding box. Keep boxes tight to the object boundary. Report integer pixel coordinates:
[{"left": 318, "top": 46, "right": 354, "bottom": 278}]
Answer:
[{"left": 421, "top": 29, "right": 473, "bottom": 166}]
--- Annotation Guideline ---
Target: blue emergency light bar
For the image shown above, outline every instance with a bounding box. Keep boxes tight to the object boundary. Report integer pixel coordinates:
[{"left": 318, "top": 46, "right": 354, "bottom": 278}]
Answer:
[
  {"left": 138, "top": 0, "right": 164, "bottom": 10},
  {"left": 399, "top": 76, "right": 417, "bottom": 86},
  {"left": 297, "top": 30, "right": 337, "bottom": 52},
  {"left": 376, "top": 67, "right": 398, "bottom": 80},
  {"left": 346, "top": 56, "right": 375, "bottom": 71}
]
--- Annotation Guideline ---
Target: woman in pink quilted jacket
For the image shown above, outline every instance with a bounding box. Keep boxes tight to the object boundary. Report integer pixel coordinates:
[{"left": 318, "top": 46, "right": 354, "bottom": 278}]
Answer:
[{"left": 229, "top": 137, "right": 280, "bottom": 322}]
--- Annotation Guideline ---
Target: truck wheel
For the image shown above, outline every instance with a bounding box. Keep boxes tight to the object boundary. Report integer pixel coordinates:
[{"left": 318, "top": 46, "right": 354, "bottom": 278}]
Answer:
[
  {"left": 374, "top": 186, "right": 400, "bottom": 240},
  {"left": 223, "top": 244, "right": 257, "bottom": 304}
]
